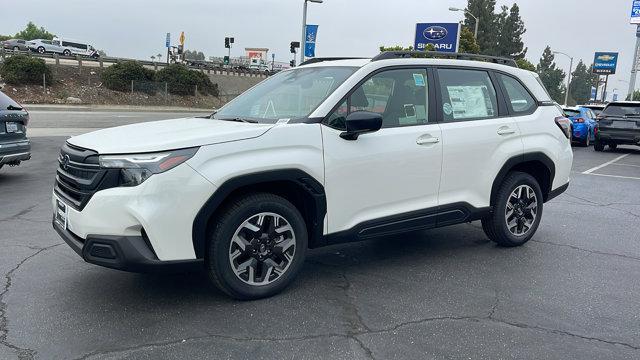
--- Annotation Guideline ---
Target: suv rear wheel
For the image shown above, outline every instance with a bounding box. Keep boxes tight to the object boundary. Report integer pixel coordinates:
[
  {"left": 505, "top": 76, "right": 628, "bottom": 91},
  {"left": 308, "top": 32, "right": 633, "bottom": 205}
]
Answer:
[
  {"left": 206, "top": 193, "right": 308, "bottom": 300},
  {"left": 482, "top": 172, "right": 543, "bottom": 247}
]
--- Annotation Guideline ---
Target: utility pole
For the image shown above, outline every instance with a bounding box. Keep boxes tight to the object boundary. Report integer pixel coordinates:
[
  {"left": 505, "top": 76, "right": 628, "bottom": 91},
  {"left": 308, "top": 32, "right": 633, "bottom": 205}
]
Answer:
[
  {"left": 628, "top": 25, "right": 640, "bottom": 99},
  {"left": 300, "top": 0, "right": 323, "bottom": 64},
  {"left": 553, "top": 51, "right": 573, "bottom": 106}
]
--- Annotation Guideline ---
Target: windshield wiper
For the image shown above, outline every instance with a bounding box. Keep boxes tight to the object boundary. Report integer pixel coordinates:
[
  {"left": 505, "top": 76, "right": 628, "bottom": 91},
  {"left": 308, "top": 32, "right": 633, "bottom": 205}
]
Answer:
[
  {"left": 6, "top": 105, "right": 23, "bottom": 111},
  {"left": 216, "top": 117, "right": 258, "bottom": 123}
]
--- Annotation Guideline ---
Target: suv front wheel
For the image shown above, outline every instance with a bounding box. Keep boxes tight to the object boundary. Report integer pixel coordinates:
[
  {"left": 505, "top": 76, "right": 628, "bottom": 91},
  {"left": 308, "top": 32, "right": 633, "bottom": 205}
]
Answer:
[
  {"left": 206, "top": 193, "right": 308, "bottom": 300},
  {"left": 482, "top": 172, "right": 543, "bottom": 247}
]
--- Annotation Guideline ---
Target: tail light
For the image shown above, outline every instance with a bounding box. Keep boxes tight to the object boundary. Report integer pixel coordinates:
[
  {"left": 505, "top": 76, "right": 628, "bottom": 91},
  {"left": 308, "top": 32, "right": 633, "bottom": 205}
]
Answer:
[
  {"left": 555, "top": 116, "right": 572, "bottom": 139},
  {"left": 574, "top": 118, "right": 585, "bottom": 123}
]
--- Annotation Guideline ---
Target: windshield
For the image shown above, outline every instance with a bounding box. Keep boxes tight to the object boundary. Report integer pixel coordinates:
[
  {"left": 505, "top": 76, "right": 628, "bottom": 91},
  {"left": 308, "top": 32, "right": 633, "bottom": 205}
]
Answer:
[
  {"left": 214, "top": 66, "right": 357, "bottom": 123},
  {"left": 602, "top": 104, "right": 640, "bottom": 117}
]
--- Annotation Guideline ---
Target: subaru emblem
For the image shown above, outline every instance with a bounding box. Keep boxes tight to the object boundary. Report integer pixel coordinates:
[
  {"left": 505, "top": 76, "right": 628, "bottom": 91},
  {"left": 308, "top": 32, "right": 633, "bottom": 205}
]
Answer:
[{"left": 423, "top": 26, "right": 448, "bottom": 41}]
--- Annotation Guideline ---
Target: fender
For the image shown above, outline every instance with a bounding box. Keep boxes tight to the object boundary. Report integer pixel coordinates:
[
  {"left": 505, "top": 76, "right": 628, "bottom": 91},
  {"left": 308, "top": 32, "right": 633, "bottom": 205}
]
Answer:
[
  {"left": 490, "top": 152, "right": 556, "bottom": 205},
  {"left": 192, "top": 169, "right": 326, "bottom": 258}
]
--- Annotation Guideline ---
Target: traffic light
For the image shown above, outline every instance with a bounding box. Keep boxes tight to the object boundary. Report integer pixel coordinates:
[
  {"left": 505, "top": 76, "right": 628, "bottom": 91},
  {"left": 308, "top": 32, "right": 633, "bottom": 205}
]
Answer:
[
  {"left": 223, "top": 56, "right": 230, "bottom": 65},
  {"left": 225, "top": 37, "right": 235, "bottom": 49},
  {"left": 177, "top": 45, "right": 183, "bottom": 54},
  {"left": 290, "top": 41, "right": 300, "bottom": 53}
]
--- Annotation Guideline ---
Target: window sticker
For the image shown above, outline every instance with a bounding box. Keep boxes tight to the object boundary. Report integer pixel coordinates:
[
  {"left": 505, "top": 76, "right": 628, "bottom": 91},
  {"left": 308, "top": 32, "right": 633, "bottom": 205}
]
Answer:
[
  {"left": 413, "top": 73, "right": 426, "bottom": 87},
  {"left": 446, "top": 85, "right": 492, "bottom": 119},
  {"left": 276, "top": 118, "right": 290, "bottom": 124},
  {"left": 443, "top": 102, "right": 453, "bottom": 115}
]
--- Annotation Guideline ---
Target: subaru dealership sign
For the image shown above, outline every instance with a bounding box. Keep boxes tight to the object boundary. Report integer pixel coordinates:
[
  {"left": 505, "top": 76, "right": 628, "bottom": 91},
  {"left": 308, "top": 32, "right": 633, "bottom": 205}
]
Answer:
[
  {"left": 414, "top": 23, "right": 460, "bottom": 53},
  {"left": 592, "top": 52, "right": 619, "bottom": 75}
]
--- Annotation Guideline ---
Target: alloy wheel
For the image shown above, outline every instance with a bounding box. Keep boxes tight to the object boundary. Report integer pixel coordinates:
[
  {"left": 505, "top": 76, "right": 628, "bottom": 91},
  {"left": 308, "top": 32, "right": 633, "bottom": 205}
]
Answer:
[
  {"left": 505, "top": 185, "right": 538, "bottom": 236},
  {"left": 228, "top": 212, "right": 296, "bottom": 286}
]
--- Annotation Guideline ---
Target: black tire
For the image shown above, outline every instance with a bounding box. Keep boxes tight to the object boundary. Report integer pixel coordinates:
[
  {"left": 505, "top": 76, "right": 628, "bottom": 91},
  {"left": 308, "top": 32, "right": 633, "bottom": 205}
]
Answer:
[
  {"left": 583, "top": 132, "right": 591, "bottom": 147},
  {"left": 594, "top": 140, "right": 605, "bottom": 152},
  {"left": 63, "top": 49, "right": 71, "bottom": 56},
  {"left": 37, "top": 46, "right": 45, "bottom": 54},
  {"left": 206, "top": 192, "right": 308, "bottom": 300},
  {"left": 12, "top": 46, "right": 19, "bottom": 51},
  {"left": 609, "top": 143, "right": 618, "bottom": 151},
  {"left": 482, "top": 171, "right": 543, "bottom": 247}
]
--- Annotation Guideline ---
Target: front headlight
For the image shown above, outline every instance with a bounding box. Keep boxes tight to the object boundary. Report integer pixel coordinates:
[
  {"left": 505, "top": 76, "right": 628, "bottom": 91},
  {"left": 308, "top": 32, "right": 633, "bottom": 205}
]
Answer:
[{"left": 99, "top": 147, "right": 199, "bottom": 187}]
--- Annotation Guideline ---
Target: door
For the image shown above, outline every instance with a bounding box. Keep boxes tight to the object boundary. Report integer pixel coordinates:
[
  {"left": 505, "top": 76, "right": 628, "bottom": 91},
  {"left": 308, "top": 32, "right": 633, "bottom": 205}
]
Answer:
[
  {"left": 436, "top": 68, "right": 524, "bottom": 209},
  {"left": 322, "top": 68, "right": 443, "bottom": 234}
]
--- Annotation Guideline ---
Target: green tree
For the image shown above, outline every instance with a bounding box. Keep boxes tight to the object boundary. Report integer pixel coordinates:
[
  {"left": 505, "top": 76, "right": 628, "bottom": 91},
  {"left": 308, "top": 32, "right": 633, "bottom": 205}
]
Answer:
[
  {"left": 568, "top": 60, "right": 597, "bottom": 105},
  {"left": 0, "top": 34, "right": 11, "bottom": 41},
  {"left": 495, "top": 4, "right": 527, "bottom": 59},
  {"left": 458, "top": 27, "right": 480, "bottom": 54},
  {"left": 0, "top": 55, "right": 52, "bottom": 85},
  {"left": 15, "top": 22, "right": 55, "bottom": 41},
  {"left": 379, "top": 45, "right": 414, "bottom": 52},
  {"left": 516, "top": 58, "right": 536, "bottom": 71},
  {"left": 627, "top": 90, "right": 640, "bottom": 101},
  {"left": 465, "top": 0, "right": 497, "bottom": 55},
  {"left": 536, "top": 46, "right": 566, "bottom": 103}
]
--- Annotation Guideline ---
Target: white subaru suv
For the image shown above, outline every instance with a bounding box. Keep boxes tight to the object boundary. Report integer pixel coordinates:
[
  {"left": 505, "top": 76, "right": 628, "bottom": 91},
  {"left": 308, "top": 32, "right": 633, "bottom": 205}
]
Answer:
[{"left": 53, "top": 52, "right": 573, "bottom": 299}]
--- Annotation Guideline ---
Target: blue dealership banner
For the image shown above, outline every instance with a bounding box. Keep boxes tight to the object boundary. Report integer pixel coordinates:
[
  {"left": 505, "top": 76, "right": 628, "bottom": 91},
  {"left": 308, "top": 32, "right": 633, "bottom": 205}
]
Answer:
[
  {"left": 593, "top": 52, "right": 619, "bottom": 75},
  {"left": 414, "top": 23, "right": 460, "bottom": 53},
  {"left": 305, "top": 24, "right": 318, "bottom": 58},
  {"left": 632, "top": 0, "right": 640, "bottom": 24}
]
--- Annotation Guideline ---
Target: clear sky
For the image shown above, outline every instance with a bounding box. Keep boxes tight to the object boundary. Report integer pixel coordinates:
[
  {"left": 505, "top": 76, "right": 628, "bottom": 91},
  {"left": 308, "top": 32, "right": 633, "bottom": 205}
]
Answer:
[{"left": 1, "top": 0, "right": 637, "bottom": 99}]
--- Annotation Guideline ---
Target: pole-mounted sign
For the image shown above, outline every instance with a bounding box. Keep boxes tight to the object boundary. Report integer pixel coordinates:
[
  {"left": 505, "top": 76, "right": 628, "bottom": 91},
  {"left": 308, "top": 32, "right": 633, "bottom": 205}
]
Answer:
[
  {"left": 592, "top": 52, "right": 619, "bottom": 75},
  {"left": 631, "top": 0, "right": 640, "bottom": 24},
  {"left": 179, "top": 32, "right": 185, "bottom": 46},
  {"left": 304, "top": 25, "right": 318, "bottom": 58},
  {"left": 165, "top": 33, "right": 170, "bottom": 48},
  {"left": 414, "top": 23, "right": 461, "bottom": 53}
]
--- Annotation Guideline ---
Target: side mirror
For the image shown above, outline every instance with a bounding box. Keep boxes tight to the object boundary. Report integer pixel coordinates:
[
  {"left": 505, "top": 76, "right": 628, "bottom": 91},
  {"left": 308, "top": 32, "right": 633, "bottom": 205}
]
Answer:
[{"left": 340, "top": 111, "right": 383, "bottom": 140}]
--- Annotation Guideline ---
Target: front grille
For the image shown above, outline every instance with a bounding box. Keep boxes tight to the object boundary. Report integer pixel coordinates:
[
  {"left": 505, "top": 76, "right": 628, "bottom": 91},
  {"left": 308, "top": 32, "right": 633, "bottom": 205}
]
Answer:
[{"left": 54, "top": 143, "right": 119, "bottom": 210}]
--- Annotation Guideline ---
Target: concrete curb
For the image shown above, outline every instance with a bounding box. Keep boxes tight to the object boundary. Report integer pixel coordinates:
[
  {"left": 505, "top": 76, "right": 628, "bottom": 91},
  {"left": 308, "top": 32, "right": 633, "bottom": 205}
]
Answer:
[{"left": 23, "top": 104, "right": 214, "bottom": 113}]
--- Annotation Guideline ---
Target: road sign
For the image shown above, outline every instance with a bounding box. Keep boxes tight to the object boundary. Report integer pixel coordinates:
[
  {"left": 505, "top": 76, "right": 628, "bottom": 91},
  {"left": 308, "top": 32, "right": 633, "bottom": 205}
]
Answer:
[
  {"left": 165, "top": 33, "right": 170, "bottom": 48},
  {"left": 414, "top": 23, "right": 461, "bottom": 53},
  {"left": 632, "top": 0, "right": 640, "bottom": 24},
  {"left": 592, "top": 52, "right": 619, "bottom": 75},
  {"left": 304, "top": 25, "right": 318, "bottom": 58},
  {"left": 179, "top": 32, "right": 185, "bottom": 46}
]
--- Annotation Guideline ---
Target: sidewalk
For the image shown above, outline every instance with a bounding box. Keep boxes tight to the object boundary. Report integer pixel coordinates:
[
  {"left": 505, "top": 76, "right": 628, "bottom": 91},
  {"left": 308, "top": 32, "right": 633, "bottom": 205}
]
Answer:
[{"left": 23, "top": 103, "right": 214, "bottom": 113}]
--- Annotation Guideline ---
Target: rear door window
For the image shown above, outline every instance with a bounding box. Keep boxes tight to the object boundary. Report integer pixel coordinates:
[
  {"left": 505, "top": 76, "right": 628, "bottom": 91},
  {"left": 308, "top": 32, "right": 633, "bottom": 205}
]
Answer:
[
  {"left": 0, "top": 91, "right": 21, "bottom": 110},
  {"left": 497, "top": 74, "right": 536, "bottom": 114},
  {"left": 437, "top": 69, "right": 498, "bottom": 122}
]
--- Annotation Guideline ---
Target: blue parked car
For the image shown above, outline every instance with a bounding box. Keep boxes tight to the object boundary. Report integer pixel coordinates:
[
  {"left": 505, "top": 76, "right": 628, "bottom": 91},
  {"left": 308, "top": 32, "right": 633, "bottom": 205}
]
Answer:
[{"left": 563, "top": 106, "right": 597, "bottom": 146}]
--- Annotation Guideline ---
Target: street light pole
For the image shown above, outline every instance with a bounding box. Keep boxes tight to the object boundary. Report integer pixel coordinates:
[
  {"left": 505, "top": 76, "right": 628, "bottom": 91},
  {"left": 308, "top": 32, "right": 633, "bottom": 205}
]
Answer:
[
  {"left": 449, "top": 7, "right": 479, "bottom": 39},
  {"left": 301, "top": 0, "right": 323, "bottom": 64},
  {"left": 554, "top": 51, "right": 573, "bottom": 106}
]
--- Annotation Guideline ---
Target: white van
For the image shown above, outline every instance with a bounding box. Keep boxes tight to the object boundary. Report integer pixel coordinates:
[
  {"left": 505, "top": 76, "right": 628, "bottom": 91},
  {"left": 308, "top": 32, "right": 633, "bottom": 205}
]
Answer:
[{"left": 52, "top": 37, "right": 99, "bottom": 58}]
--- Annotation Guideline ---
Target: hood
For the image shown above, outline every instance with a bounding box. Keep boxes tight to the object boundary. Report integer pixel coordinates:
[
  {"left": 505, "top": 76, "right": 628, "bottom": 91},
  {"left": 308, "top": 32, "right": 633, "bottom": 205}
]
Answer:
[{"left": 68, "top": 117, "right": 274, "bottom": 154}]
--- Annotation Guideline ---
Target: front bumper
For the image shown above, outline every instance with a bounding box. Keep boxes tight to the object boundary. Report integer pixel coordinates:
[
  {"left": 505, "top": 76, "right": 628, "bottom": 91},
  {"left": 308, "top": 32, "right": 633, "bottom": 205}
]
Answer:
[
  {"left": 0, "top": 139, "right": 31, "bottom": 165},
  {"left": 52, "top": 162, "right": 217, "bottom": 264},
  {"left": 53, "top": 220, "right": 203, "bottom": 273}
]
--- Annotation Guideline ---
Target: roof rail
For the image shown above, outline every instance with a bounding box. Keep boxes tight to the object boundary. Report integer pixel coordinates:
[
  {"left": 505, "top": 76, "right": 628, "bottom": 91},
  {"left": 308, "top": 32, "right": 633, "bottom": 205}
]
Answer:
[
  {"left": 371, "top": 51, "right": 518, "bottom": 68},
  {"left": 299, "top": 57, "right": 368, "bottom": 66}
]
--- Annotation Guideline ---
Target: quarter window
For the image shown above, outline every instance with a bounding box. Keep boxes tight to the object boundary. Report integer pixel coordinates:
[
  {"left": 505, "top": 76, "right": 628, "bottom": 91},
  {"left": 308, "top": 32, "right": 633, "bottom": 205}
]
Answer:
[
  {"left": 326, "top": 69, "right": 429, "bottom": 130},
  {"left": 437, "top": 69, "right": 498, "bottom": 122},
  {"left": 498, "top": 74, "right": 536, "bottom": 114}
]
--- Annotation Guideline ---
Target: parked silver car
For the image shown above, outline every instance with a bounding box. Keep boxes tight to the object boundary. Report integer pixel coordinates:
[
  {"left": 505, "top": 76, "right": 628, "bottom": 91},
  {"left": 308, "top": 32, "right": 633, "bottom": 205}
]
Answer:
[{"left": 2, "top": 39, "right": 29, "bottom": 51}]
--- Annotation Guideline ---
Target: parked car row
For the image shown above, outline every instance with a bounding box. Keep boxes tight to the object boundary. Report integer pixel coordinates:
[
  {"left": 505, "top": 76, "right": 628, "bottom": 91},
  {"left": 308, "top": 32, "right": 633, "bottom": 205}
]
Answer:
[
  {"left": 0, "top": 91, "right": 31, "bottom": 171},
  {"left": 561, "top": 102, "right": 640, "bottom": 151},
  {"left": 2, "top": 37, "right": 99, "bottom": 58}
]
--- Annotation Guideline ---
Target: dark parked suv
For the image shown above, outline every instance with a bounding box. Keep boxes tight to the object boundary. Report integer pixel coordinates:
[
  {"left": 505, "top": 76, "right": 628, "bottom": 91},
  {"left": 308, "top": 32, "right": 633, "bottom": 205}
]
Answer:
[
  {"left": 0, "top": 91, "right": 31, "bottom": 170},
  {"left": 594, "top": 101, "right": 640, "bottom": 151}
]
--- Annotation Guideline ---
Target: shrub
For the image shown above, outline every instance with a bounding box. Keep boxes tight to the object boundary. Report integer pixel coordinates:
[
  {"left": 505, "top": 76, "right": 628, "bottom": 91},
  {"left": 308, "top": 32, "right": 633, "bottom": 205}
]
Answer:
[
  {"left": 0, "top": 55, "right": 52, "bottom": 85},
  {"left": 101, "top": 61, "right": 154, "bottom": 92},
  {"left": 155, "top": 64, "right": 218, "bottom": 96}
]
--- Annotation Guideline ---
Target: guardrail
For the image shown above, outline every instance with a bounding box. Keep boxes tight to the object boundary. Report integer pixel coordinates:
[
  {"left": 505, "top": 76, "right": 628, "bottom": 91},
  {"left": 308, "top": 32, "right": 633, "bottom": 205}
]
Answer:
[{"left": 0, "top": 49, "right": 273, "bottom": 78}]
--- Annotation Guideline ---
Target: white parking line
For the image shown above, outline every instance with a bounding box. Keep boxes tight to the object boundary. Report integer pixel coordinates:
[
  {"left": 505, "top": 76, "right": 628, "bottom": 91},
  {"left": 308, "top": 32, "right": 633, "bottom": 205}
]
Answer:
[
  {"left": 585, "top": 173, "right": 640, "bottom": 181},
  {"left": 582, "top": 154, "right": 630, "bottom": 174},
  {"left": 611, "top": 163, "right": 640, "bottom": 168}
]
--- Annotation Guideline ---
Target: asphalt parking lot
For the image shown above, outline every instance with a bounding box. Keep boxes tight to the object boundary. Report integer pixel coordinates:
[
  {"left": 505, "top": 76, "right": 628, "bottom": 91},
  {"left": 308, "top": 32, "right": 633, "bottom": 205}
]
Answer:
[{"left": 1, "top": 111, "right": 640, "bottom": 359}]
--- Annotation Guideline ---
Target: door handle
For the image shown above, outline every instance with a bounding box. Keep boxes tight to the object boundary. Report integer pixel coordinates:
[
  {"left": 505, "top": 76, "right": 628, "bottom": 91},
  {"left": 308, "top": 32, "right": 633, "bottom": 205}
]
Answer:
[
  {"left": 416, "top": 136, "right": 440, "bottom": 145},
  {"left": 497, "top": 127, "right": 516, "bottom": 136}
]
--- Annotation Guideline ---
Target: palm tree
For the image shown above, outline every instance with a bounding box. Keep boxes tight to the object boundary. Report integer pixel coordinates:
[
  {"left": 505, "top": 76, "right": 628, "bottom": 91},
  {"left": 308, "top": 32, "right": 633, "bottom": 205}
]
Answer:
[
  {"left": 150, "top": 55, "right": 156, "bottom": 62},
  {"left": 156, "top": 53, "right": 163, "bottom": 62}
]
